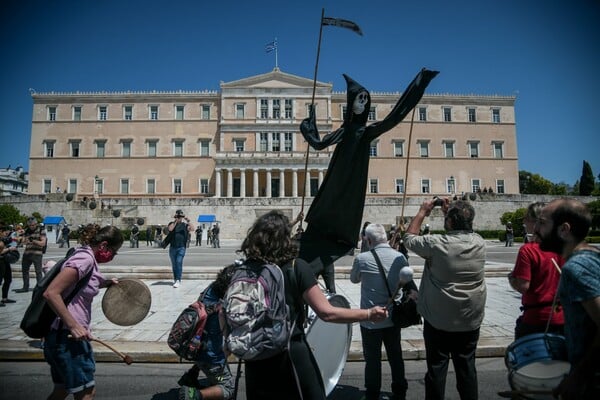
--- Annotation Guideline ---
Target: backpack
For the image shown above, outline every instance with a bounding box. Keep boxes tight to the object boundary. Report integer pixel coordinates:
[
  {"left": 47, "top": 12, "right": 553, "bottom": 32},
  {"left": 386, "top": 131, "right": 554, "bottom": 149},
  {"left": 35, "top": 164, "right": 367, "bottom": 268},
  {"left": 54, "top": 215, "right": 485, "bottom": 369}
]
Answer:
[
  {"left": 20, "top": 248, "right": 92, "bottom": 338},
  {"left": 167, "top": 291, "right": 218, "bottom": 361},
  {"left": 223, "top": 260, "right": 290, "bottom": 361}
]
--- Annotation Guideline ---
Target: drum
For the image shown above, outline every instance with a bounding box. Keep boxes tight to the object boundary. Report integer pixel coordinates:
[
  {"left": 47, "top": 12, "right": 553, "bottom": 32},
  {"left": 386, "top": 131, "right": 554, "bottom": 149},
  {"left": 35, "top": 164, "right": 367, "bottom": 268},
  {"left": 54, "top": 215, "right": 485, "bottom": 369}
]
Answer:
[
  {"left": 505, "top": 333, "right": 570, "bottom": 399},
  {"left": 102, "top": 278, "right": 152, "bottom": 326},
  {"left": 305, "top": 293, "right": 352, "bottom": 396}
]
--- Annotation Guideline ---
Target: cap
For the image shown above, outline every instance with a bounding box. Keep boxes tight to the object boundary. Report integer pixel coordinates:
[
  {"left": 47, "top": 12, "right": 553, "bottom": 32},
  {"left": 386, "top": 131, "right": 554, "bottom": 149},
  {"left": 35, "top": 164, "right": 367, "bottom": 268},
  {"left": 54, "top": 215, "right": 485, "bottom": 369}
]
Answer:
[{"left": 173, "top": 209, "right": 185, "bottom": 218}]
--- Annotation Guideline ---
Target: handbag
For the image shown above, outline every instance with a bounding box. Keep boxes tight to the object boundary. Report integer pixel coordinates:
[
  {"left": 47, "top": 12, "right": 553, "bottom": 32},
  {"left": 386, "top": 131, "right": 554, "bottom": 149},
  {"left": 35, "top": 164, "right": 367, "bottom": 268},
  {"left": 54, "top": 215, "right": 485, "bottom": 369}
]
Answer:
[
  {"left": 2, "top": 249, "right": 20, "bottom": 264},
  {"left": 371, "top": 249, "right": 422, "bottom": 328}
]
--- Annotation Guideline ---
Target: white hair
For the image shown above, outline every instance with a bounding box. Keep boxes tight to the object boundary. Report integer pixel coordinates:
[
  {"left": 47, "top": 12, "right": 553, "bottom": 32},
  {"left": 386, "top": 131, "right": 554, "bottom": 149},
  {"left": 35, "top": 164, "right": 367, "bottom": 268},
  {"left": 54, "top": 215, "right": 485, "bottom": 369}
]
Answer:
[{"left": 365, "top": 223, "right": 387, "bottom": 245}]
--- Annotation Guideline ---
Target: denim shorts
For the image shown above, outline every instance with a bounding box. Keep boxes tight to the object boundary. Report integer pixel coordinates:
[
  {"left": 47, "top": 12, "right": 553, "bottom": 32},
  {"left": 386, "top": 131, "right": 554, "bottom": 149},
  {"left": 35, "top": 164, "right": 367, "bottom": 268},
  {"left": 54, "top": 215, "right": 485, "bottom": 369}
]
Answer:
[{"left": 44, "top": 330, "right": 96, "bottom": 393}]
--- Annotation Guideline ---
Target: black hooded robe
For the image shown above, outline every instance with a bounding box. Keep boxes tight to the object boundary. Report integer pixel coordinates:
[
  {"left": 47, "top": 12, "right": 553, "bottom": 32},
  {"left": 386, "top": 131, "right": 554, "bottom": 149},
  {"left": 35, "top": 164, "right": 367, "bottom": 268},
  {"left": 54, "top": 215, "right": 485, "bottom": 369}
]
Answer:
[{"left": 298, "top": 68, "right": 438, "bottom": 270}]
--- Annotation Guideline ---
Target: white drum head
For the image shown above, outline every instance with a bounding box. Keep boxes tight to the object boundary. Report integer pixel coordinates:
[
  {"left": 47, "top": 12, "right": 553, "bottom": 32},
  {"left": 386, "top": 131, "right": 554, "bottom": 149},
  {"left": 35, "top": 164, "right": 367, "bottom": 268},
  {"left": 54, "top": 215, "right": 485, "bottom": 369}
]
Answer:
[{"left": 102, "top": 278, "right": 152, "bottom": 326}]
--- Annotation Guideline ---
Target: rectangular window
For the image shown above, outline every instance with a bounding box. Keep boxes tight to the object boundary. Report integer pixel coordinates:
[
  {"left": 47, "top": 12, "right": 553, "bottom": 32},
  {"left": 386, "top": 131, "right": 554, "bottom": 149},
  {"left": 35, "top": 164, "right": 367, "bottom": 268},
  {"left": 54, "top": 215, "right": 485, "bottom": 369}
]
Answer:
[
  {"left": 236, "top": 103, "right": 245, "bottom": 119},
  {"left": 272, "top": 99, "right": 280, "bottom": 119},
  {"left": 70, "top": 141, "right": 80, "bottom": 157},
  {"left": 284, "top": 99, "right": 293, "bottom": 119},
  {"left": 496, "top": 179, "right": 505, "bottom": 194},
  {"left": 45, "top": 142, "right": 54, "bottom": 158},
  {"left": 443, "top": 107, "right": 452, "bottom": 122},
  {"left": 200, "top": 179, "right": 209, "bottom": 194},
  {"left": 95, "top": 179, "right": 103, "bottom": 194},
  {"left": 96, "top": 141, "right": 105, "bottom": 158},
  {"left": 68, "top": 179, "right": 77, "bottom": 194},
  {"left": 173, "top": 179, "right": 182, "bottom": 194},
  {"left": 174, "top": 141, "right": 184, "bottom": 157},
  {"left": 122, "top": 141, "right": 131, "bottom": 157},
  {"left": 272, "top": 133, "right": 280, "bottom": 152},
  {"left": 444, "top": 141, "right": 454, "bottom": 158},
  {"left": 43, "top": 179, "right": 52, "bottom": 193},
  {"left": 493, "top": 142, "right": 504, "bottom": 158},
  {"left": 419, "top": 141, "right": 429, "bottom": 157},
  {"left": 201, "top": 105, "right": 210, "bottom": 120},
  {"left": 234, "top": 139, "right": 244, "bottom": 152},
  {"left": 147, "top": 179, "right": 155, "bottom": 194},
  {"left": 468, "top": 107, "right": 476, "bottom": 123},
  {"left": 199, "top": 140, "right": 210, "bottom": 157},
  {"left": 394, "top": 141, "right": 404, "bottom": 157},
  {"left": 368, "top": 107, "right": 376, "bottom": 121},
  {"left": 447, "top": 177, "right": 456, "bottom": 194},
  {"left": 148, "top": 140, "right": 157, "bottom": 157},
  {"left": 472, "top": 179, "right": 481, "bottom": 193},
  {"left": 150, "top": 105, "right": 158, "bottom": 120},
  {"left": 492, "top": 108, "right": 501, "bottom": 123},
  {"left": 284, "top": 132, "right": 293, "bottom": 151},
  {"left": 176, "top": 105, "right": 184, "bottom": 120},
  {"left": 259, "top": 133, "right": 268, "bottom": 152},
  {"left": 48, "top": 106, "right": 56, "bottom": 121},
  {"left": 395, "top": 178, "right": 404, "bottom": 194},
  {"left": 120, "top": 179, "right": 129, "bottom": 194},
  {"left": 341, "top": 105, "right": 347, "bottom": 118},
  {"left": 418, "top": 107, "right": 427, "bottom": 121},
  {"left": 369, "top": 179, "right": 378, "bottom": 194},
  {"left": 369, "top": 141, "right": 378, "bottom": 157},
  {"left": 124, "top": 105, "right": 133, "bottom": 120},
  {"left": 99, "top": 106, "right": 107, "bottom": 121},
  {"left": 421, "top": 179, "right": 430, "bottom": 194},
  {"left": 73, "top": 106, "right": 82, "bottom": 121},
  {"left": 260, "top": 99, "right": 269, "bottom": 119},
  {"left": 469, "top": 141, "right": 479, "bottom": 158}
]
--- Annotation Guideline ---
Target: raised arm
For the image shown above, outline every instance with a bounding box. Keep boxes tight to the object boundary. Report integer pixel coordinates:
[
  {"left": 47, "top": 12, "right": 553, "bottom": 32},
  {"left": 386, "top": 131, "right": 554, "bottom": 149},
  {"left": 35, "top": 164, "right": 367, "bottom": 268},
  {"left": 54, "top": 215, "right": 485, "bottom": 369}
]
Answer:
[{"left": 300, "top": 105, "right": 345, "bottom": 150}]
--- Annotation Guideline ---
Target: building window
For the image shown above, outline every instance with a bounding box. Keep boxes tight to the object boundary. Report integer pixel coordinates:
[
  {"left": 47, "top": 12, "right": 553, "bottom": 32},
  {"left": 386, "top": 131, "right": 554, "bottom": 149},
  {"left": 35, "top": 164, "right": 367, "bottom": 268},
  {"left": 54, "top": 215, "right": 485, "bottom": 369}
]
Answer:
[
  {"left": 259, "top": 133, "right": 268, "bottom": 152},
  {"left": 472, "top": 179, "right": 481, "bottom": 193},
  {"left": 73, "top": 106, "right": 82, "bottom": 121},
  {"left": 173, "top": 179, "right": 182, "bottom": 194},
  {"left": 147, "top": 179, "right": 155, "bottom": 194},
  {"left": 468, "top": 107, "right": 476, "bottom": 123},
  {"left": 48, "top": 106, "right": 57, "bottom": 121},
  {"left": 149, "top": 105, "right": 158, "bottom": 120},
  {"left": 419, "top": 141, "right": 429, "bottom": 157},
  {"left": 260, "top": 99, "right": 268, "bottom": 119},
  {"left": 447, "top": 176, "right": 456, "bottom": 194},
  {"left": 68, "top": 179, "right": 77, "bottom": 193},
  {"left": 469, "top": 141, "right": 479, "bottom": 158},
  {"left": 369, "top": 141, "right": 378, "bottom": 157},
  {"left": 443, "top": 107, "right": 452, "bottom": 122},
  {"left": 284, "top": 132, "right": 293, "bottom": 151},
  {"left": 200, "top": 179, "right": 209, "bottom": 194},
  {"left": 236, "top": 103, "right": 245, "bottom": 119},
  {"left": 44, "top": 141, "right": 55, "bottom": 158},
  {"left": 271, "top": 133, "right": 280, "bottom": 151},
  {"left": 393, "top": 141, "right": 404, "bottom": 157},
  {"left": 43, "top": 179, "right": 52, "bottom": 193},
  {"left": 120, "top": 179, "right": 129, "bottom": 194},
  {"left": 341, "top": 105, "right": 347, "bottom": 118},
  {"left": 369, "top": 179, "right": 378, "bottom": 194},
  {"left": 199, "top": 140, "right": 210, "bottom": 157},
  {"left": 444, "top": 141, "right": 454, "bottom": 158},
  {"left": 124, "top": 105, "right": 133, "bottom": 120},
  {"left": 234, "top": 139, "right": 245, "bottom": 152},
  {"left": 496, "top": 179, "right": 505, "bottom": 194},
  {"left": 418, "top": 107, "right": 427, "bottom": 121},
  {"left": 98, "top": 106, "right": 107, "bottom": 121},
  {"left": 493, "top": 142, "right": 504, "bottom": 158},
  {"left": 95, "top": 178, "right": 103, "bottom": 194},
  {"left": 147, "top": 140, "right": 157, "bottom": 157},
  {"left": 201, "top": 105, "right": 210, "bottom": 120},
  {"left": 175, "top": 105, "right": 184, "bottom": 120},
  {"left": 70, "top": 141, "right": 80, "bottom": 157},
  {"left": 95, "top": 141, "right": 106, "bottom": 158},
  {"left": 284, "top": 99, "right": 293, "bottom": 119},
  {"left": 421, "top": 179, "right": 431, "bottom": 194},
  {"left": 492, "top": 108, "right": 501, "bottom": 123},
  {"left": 395, "top": 178, "right": 404, "bottom": 193},
  {"left": 173, "top": 140, "right": 184, "bottom": 157},
  {"left": 121, "top": 141, "right": 131, "bottom": 158},
  {"left": 368, "top": 107, "right": 376, "bottom": 121},
  {"left": 272, "top": 99, "right": 280, "bottom": 119}
]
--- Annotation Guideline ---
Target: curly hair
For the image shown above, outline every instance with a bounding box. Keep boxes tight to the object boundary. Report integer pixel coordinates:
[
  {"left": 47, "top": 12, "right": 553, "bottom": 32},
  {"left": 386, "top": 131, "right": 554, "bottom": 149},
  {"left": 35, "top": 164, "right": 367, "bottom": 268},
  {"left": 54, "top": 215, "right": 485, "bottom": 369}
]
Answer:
[
  {"left": 238, "top": 210, "right": 298, "bottom": 266},
  {"left": 79, "top": 224, "right": 124, "bottom": 250},
  {"left": 211, "top": 264, "right": 237, "bottom": 299}
]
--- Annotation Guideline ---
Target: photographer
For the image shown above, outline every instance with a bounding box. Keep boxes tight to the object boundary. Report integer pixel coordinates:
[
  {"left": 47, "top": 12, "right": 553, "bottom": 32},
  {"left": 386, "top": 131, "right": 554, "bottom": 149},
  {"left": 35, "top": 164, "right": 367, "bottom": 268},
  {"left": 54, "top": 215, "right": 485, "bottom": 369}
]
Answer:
[{"left": 163, "top": 210, "right": 190, "bottom": 288}]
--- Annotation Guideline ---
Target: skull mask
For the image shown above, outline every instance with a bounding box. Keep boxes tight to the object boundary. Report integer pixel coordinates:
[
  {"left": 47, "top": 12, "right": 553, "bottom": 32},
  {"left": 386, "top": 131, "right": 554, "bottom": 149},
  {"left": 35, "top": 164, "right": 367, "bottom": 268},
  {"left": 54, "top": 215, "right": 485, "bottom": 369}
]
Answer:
[{"left": 353, "top": 91, "right": 369, "bottom": 115}]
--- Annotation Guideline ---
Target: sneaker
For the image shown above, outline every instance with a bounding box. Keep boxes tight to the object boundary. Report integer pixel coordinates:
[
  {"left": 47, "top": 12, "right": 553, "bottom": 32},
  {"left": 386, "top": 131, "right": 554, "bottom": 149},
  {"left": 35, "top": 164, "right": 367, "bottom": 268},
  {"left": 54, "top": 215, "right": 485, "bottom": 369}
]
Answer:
[
  {"left": 1, "top": 299, "right": 16, "bottom": 304},
  {"left": 177, "top": 371, "right": 200, "bottom": 388},
  {"left": 179, "top": 385, "right": 200, "bottom": 400},
  {"left": 173, "top": 280, "right": 180, "bottom": 288},
  {"left": 14, "top": 288, "right": 29, "bottom": 293}
]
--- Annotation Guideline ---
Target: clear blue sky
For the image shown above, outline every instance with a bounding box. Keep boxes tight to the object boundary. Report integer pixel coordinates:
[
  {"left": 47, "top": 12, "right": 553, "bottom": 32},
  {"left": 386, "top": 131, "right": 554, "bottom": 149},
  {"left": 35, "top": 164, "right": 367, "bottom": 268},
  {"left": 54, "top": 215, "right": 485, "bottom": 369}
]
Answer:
[{"left": 2, "top": 0, "right": 598, "bottom": 185}]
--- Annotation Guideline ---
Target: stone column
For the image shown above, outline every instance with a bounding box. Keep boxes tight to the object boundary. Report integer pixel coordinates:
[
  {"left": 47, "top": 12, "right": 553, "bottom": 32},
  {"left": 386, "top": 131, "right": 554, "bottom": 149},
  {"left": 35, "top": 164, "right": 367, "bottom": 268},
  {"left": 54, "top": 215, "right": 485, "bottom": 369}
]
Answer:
[
  {"left": 214, "top": 169, "right": 221, "bottom": 198},
  {"left": 240, "top": 168, "right": 246, "bottom": 198},
  {"left": 227, "top": 169, "right": 233, "bottom": 198},
  {"left": 266, "top": 170, "right": 272, "bottom": 198},
  {"left": 292, "top": 169, "right": 298, "bottom": 197},
  {"left": 253, "top": 169, "right": 259, "bottom": 197},
  {"left": 305, "top": 170, "right": 311, "bottom": 197},
  {"left": 318, "top": 169, "right": 324, "bottom": 187},
  {"left": 279, "top": 169, "right": 285, "bottom": 197}
]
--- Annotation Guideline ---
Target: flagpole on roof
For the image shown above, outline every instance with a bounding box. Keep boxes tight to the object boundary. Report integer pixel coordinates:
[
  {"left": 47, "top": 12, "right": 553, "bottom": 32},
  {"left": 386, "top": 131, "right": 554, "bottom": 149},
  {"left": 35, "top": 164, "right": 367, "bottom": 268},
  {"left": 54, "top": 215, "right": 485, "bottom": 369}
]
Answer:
[{"left": 275, "top": 37, "right": 278, "bottom": 69}]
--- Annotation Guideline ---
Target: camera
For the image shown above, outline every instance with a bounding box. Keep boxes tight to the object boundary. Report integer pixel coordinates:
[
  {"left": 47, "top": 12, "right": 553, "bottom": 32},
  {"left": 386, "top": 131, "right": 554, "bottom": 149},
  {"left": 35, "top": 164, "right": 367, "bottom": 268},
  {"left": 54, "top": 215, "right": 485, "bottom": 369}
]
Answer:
[{"left": 433, "top": 197, "right": 444, "bottom": 207}]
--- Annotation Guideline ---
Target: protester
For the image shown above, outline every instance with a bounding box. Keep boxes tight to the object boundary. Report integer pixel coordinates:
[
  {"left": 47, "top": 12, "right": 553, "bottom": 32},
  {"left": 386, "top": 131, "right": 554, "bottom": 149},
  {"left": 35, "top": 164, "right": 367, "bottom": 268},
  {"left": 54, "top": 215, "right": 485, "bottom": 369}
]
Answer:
[
  {"left": 0, "top": 225, "right": 19, "bottom": 305},
  {"left": 163, "top": 210, "right": 190, "bottom": 288},
  {"left": 239, "top": 210, "right": 387, "bottom": 400},
  {"left": 351, "top": 223, "right": 409, "bottom": 400},
  {"left": 179, "top": 265, "right": 236, "bottom": 400},
  {"left": 43, "top": 224, "right": 123, "bottom": 400},
  {"left": 130, "top": 224, "right": 140, "bottom": 248},
  {"left": 404, "top": 198, "right": 486, "bottom": 400},
  {"left": 15, "top": 217, "right": 47, "bottom": 293},
  {"left": 146, "top": 226, "right": 153, "bottom": 246},
  {"left": 508, "top": 202, "right": 564, "bottom": 339},
  {"left": 195, "top": 225, "right": 203, "bottom": 247},
  {"left": 505, "top": 221, "right": 514, "bottom": 247},
  {"left": 212, "top": 224, "right": 220, "bottom": 248},
  {"left": 535, "top": 198, "right": 600, "bottom": 399},
  {"left": 61, "top": 224, "right": 71, "bottom": 249}
]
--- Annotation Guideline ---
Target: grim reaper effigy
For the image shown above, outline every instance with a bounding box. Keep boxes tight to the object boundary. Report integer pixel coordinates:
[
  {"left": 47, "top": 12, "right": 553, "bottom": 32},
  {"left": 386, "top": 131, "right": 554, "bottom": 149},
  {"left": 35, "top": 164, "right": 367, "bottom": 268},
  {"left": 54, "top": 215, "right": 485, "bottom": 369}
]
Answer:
[{"left": 298, "top": 68, "right": 439, "bottom": 272}]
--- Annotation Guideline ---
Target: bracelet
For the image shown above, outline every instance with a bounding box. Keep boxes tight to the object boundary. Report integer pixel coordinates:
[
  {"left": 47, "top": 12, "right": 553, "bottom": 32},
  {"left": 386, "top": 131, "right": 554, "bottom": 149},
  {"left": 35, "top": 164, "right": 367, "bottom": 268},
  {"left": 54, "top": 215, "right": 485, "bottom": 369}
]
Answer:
[{"left": 366, "top": 308, "right": 371, "bottom": 321}]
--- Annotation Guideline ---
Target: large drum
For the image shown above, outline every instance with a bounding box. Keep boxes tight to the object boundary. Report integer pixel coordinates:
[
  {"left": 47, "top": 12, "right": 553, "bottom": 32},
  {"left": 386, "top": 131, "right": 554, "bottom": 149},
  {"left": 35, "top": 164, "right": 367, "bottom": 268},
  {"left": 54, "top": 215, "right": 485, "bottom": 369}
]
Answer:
[
  {"left": 102, "top": 278, "right": 152, "bottom": 326},
  {"left": 305, "top": 293, "right": 353, "bottom": 396},
  {"left": 505, "top": 333, "right": 570, "bottom": 399}
]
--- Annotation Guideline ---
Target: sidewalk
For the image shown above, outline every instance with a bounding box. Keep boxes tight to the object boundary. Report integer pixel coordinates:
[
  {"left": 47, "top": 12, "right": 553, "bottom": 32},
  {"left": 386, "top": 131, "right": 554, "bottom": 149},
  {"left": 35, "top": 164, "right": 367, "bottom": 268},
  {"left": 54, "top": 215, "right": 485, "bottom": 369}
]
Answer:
[{"left": 0, "top": 263, "right": 519, "bottom": 364}]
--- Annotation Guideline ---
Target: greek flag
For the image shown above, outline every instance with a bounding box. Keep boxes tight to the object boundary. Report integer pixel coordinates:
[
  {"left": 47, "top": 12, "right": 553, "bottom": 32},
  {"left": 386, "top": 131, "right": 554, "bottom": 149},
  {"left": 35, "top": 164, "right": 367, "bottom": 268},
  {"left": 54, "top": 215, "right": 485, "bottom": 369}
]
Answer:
[
  {"left": 322, "top": 17, "right": 363, "bottom": 36},
  {"left": 265, "top": 41, "right": 277, "bottom": 53}
]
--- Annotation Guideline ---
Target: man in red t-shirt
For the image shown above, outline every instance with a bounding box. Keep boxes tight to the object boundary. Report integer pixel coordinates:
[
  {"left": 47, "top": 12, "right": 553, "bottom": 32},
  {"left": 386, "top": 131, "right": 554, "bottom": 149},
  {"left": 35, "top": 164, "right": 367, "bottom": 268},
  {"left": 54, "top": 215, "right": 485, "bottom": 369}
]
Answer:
[{"left": 508, "top": 202, "right": 564, "bottom": 339}]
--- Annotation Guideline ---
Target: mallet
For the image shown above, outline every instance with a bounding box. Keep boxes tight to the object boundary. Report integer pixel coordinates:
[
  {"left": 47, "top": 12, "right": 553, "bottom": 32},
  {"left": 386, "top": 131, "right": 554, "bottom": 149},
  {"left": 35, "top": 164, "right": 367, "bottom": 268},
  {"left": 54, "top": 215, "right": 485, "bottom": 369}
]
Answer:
[{"left": 69, "top": 335, "right": 133, "bottom": 364}]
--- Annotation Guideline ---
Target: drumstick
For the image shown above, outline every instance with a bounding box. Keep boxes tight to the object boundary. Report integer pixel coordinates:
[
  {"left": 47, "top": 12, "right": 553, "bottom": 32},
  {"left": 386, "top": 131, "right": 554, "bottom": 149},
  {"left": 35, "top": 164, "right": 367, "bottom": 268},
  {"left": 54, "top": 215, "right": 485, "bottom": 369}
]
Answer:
[
  {"left": 69, "top": 335, "right": 133, "bottom": 364},
  {"left": 551, "top": 258, "right": 562, "bottom": 274},
  {"left": 497, "top": 389, "right": 553, "bottom": 398}
]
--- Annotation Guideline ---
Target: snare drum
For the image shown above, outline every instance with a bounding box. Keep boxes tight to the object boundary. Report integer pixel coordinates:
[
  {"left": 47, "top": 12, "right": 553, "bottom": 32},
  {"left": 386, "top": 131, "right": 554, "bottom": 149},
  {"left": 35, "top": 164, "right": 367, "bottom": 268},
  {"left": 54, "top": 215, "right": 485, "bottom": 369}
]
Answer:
[
  {"left": 505, "top": 333, "right": 570, "bottom": 399},
  {"left": 305, "top": 293, "right": 352, "bottom": 396}
]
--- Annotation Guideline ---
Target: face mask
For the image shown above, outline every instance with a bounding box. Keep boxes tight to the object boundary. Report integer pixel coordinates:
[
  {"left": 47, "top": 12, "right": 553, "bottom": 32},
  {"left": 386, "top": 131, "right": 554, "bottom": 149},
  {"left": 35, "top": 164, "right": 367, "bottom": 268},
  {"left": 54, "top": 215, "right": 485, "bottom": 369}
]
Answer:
[{"left": 95, "top": 247, "right": 115, "bottom": 263}]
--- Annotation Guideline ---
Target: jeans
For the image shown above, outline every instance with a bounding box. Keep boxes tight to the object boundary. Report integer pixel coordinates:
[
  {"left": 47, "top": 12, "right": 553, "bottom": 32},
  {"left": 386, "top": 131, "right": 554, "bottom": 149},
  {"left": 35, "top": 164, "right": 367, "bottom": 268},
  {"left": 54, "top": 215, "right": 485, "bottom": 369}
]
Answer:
[
  {"left": 423, "top": 320, "right": 480, "bottom": 400},
  {"left": 360, "top": 325, "right": 408, "bottom": 400},
  {"left": 21, "top": 252, "right": 43, "bottom": 290},
  {"left": 169, "top": 246, "right": 186, "bottom": 281}
]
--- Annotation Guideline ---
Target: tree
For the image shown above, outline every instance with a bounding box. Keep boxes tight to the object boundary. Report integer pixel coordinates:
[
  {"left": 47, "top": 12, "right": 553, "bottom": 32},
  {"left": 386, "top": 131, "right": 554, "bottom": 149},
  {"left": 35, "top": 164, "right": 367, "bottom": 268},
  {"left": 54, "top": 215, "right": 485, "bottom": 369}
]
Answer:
[
  {"left": 500, "top": 208, "right": 527, "bottom": 238},
  {"left": 587, "top": 200, "right": 600, "bottom": 230},
  {"left": 519, "top": 170, "right": 554, "bottom": 194},
  {"left": 579, "top": 160, "right": 595, "bottom": 196},
  {"left": 0, "top": 204, "right": 26, "bottom": 225}
]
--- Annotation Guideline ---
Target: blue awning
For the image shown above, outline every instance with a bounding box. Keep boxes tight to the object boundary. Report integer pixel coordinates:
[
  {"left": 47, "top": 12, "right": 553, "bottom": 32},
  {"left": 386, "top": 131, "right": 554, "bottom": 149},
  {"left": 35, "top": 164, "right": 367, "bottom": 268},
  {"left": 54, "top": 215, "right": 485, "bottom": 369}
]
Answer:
[
  {"left": 42, "top": 216, "right": 66, "bottom": 225},
  {"left": 197, "top": 214, "right": 217, "bottom": 223}
]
